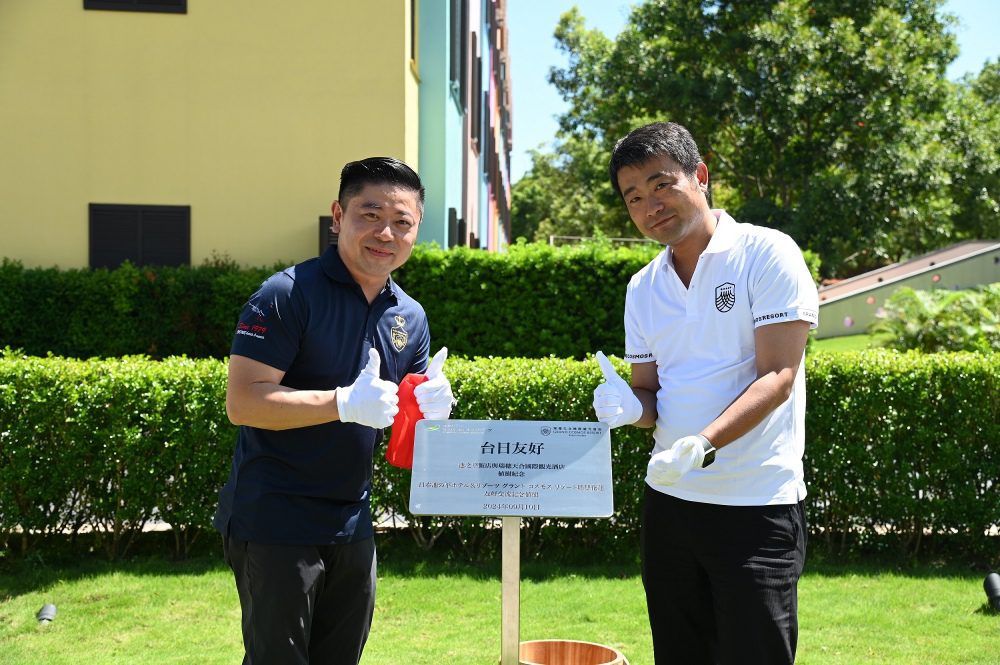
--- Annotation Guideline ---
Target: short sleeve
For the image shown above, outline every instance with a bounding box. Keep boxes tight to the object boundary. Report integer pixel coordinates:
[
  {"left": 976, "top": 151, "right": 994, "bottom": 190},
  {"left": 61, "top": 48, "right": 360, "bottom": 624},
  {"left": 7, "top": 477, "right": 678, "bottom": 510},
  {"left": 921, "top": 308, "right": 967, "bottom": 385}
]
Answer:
[
  {"left": 230, "top": 269, "right": 307, "bottom": 371},
  {"left": 410, "top": 320, "right": 430, "bottom": 375},
  {"left": 748, "top": 233, "right": 819, "bottom": 329},
  {"left": 623, "top": 278, "right": 654, "bottom": 363}
]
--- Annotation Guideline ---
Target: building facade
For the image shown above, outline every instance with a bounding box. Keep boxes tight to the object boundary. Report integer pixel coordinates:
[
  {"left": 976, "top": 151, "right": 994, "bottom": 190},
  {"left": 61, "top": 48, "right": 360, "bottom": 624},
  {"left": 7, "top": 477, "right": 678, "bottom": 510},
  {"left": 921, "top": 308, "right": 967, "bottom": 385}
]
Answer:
[
  {"left": 817, "top": 240, "right": 1000, "bottom": 338},
  {"left": 417, "top": 0, "right": 512, "bottom": 252},
  {"left": 0, "top": 0, "right": 512, "bottom": 268}
]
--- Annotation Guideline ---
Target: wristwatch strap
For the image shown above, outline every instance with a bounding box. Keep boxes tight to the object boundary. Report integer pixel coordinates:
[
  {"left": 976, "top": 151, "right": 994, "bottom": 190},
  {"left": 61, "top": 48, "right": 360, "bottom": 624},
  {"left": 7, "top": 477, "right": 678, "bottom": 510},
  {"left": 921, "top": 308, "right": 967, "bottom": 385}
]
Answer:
[{"left": 698, "top": 435, "right": 717, "bottom": 468}]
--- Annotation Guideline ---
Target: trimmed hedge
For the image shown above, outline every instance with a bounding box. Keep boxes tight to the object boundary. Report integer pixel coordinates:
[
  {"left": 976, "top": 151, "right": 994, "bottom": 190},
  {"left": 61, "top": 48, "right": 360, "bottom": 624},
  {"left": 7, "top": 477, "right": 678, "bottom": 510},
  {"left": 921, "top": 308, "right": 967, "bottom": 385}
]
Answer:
[
  {"left": 1, "top": 349, "right": 996, "bottom": 561},
  {"left": 0, "top": 244, "right": 818, "bottom": 360},
  {"left": 805, "top": 350, "right": 1000, "bottom": 558},
  {"left": 0, "top": 353, "right": 230, "bottom": 558},
  {"left": 0, "top": 258, "right": 274, "bottom": 360},
  {"left": 393, "top": 242, "right": 658, "bottom": 359}
]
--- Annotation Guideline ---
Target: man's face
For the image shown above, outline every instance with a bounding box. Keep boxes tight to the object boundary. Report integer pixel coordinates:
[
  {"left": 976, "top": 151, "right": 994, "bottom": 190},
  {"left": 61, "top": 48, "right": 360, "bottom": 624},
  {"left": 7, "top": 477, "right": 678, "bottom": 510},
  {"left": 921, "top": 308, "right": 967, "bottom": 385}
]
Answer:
[
  {"left": 332, "top": 184, "right": 421, "bottom": 289},
  {"left": 616, "top": 155, "right": 710, "bottom": 248}
]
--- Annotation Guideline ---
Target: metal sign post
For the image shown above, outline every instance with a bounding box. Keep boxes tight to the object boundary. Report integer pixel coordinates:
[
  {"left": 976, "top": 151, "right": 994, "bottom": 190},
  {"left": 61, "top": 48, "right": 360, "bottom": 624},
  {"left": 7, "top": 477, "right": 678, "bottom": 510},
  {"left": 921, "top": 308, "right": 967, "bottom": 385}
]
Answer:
[{"left": 409, "top": 420, "right": 613, "bottom": 665}]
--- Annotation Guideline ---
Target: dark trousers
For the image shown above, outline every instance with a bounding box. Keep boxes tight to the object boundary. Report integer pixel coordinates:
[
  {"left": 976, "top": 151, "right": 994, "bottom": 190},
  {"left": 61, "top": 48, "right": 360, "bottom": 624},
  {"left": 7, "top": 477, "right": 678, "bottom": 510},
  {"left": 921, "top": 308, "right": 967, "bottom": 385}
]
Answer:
[
  {"left": 223, "top": 535, "right": 377, "bottom": 665},
  {"left": 641, "top": 487, "right": 806, "bottom": 665}
]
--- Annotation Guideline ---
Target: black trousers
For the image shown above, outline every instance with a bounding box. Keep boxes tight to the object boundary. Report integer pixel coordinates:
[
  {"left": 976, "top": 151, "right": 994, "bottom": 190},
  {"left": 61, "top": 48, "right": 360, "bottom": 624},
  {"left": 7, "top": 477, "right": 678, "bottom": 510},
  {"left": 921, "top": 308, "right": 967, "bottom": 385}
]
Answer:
[
  {"left": 223, "top": 535, "right": 377, "bottom": 665},
  {"left": 641, "top": 487, "right": 807, "bottom": 665}
]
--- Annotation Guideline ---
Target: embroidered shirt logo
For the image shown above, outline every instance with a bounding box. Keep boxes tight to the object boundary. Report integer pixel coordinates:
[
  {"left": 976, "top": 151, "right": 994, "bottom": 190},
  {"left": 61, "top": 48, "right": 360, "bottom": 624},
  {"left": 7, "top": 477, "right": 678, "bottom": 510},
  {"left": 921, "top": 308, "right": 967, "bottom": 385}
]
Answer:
[
  {"left": 390, "top": 315, "right": 408, "bottom": 351},
  {"left": 235, "top": 298, "right": 273, "bottom": 340},
  {"left": 715, "top": 282, "right": 736, "bottom": 313}
]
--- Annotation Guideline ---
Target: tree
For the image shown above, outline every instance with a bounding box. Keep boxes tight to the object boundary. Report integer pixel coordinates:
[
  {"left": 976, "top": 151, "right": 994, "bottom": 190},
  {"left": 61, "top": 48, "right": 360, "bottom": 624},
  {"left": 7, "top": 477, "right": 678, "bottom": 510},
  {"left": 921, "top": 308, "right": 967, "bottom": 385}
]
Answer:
[
  {"left": 511, "top": 137, "right": 632, "bottom": 242},
  {"left": 520, "top": 0, "right": 998, "bottom": 277},
  {"left": 945, "top": 60, "right": 1000, "bottom": 242}
]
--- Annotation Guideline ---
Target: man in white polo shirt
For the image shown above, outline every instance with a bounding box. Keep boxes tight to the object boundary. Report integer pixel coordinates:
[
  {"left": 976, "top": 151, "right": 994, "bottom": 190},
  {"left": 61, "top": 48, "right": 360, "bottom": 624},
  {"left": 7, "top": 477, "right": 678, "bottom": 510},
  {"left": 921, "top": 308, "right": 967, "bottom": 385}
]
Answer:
[{"left": 593, "top": 122, "right": 818, "bottom": 665}]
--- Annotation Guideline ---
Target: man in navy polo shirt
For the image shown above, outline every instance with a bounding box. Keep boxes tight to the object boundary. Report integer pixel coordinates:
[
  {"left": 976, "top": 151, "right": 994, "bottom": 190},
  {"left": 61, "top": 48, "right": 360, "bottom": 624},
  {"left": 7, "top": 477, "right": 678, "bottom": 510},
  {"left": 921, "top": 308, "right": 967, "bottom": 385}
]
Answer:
[
  {"left": 593, "top": 123, "right": 818, "bottom": 664},
  {"left": 214, "top": 157, "right": 455, "bottom": 665}
]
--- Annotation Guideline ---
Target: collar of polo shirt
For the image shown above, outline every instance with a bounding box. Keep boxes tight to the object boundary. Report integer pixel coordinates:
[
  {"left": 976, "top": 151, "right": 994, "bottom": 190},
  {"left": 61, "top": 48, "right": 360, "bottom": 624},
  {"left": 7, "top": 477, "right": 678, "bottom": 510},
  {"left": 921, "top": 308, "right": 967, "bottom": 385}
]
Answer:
[{"left": 660, "top": 210, "right": 740, "bottom": 273}]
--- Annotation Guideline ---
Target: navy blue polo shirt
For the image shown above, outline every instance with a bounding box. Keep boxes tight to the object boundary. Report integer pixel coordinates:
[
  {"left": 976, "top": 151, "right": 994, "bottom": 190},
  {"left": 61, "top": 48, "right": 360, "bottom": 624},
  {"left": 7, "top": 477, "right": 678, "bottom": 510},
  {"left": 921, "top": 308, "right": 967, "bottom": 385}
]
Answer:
[{"left": 212, "top": 247, "right": 429, "bottom": 545}]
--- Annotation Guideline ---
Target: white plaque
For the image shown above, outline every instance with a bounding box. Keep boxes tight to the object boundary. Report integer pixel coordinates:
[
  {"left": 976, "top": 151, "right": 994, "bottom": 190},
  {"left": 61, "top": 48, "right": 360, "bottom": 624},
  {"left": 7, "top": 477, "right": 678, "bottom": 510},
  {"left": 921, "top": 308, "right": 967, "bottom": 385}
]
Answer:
[{"left": 408, "top": 420, "right": 613, "bottom": 518}]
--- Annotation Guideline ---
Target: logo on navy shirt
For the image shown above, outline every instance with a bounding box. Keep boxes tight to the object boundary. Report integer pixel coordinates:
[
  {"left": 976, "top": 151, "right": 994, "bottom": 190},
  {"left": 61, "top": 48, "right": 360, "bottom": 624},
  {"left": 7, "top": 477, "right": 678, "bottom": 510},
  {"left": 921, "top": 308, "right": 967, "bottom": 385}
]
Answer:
[
  {"left": 249, "top": 301, "right": 267, "bottom": 320},
  {"left": 235, "top": 321, "right": 268, "bottom": 339},
  {"left": 236, "top": 298, "right": 272, "bottom": 339},
  {"left": 390, "top": 315, "right": 409, "bottom": 351},
  {"left": 715, "top": 282, "right": 736, "bottom": 313}
]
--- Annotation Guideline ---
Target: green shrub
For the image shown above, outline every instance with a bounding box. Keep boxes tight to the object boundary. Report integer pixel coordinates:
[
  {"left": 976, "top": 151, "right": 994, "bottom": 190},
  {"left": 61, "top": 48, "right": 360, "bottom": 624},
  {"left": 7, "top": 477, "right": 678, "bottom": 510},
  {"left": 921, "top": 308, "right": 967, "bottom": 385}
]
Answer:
[
  {"left": 0, "top": 351, "right": 234, "bottom": 558},
  {"left": 395, "top": 242, "right": 820, "bottom": 360},
  {"left": 0, "top": 244, "right": 659, "bottom": 361},
  {"left": 0, "top": 242, "right": 822, "bottom": 361},
  {"left": 371, "top": 241, "right": 662, "bottom": 359},
  {"left": 869, "top": 283, "right": 1000, "bottom": 353},
  {"left": 0, "top": 258, "right": 273, "bottom": 360},
  {"left": 1, "top": 349, "right": 996, "bottom": 561},
  {"left": 806, "top": 350, "right": 999, "bottom": 558}
]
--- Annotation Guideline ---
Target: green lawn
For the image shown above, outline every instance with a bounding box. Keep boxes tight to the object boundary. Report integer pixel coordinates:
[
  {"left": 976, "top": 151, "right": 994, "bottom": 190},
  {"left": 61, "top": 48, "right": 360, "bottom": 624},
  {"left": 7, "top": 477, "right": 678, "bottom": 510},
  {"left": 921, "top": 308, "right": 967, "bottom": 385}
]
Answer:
[
  {"left": 811, "top": 332, "right": 893, "bottom": 353},
  {"left": 1, "top": 547, "right": 997, "bottom": 664}
]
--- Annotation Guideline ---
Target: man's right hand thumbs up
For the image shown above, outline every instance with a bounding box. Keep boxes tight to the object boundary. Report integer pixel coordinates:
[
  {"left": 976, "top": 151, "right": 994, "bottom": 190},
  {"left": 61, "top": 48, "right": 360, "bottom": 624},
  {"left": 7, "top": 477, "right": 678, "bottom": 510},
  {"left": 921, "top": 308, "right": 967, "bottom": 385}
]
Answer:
[
  {"left": 336, "top": 348, "right": 400, "bottom": 428},
  {"left": 592, "top": 351, "right": 643, "bottom": 429}
]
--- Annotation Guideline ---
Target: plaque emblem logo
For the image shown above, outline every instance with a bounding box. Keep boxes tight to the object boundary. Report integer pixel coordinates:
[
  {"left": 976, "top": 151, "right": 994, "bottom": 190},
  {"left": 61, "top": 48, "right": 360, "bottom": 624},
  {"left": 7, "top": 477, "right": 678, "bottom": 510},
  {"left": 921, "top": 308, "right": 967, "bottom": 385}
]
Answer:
[
  {"left": 390, "top": 315, "right": 408, "bottom": 351},
  {"left": 715, "top": 282, "right": 736, "bottom": 313}
]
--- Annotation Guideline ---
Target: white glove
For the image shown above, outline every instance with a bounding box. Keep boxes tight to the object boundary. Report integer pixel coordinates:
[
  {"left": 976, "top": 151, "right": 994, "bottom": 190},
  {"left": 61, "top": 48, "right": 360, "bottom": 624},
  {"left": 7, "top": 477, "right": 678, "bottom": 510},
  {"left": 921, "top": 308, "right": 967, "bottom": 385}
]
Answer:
[
  {"left": 646, "top": 435, "right": 708, "bottom": 486},
  {"left": 413, "top": 347, "right": 455, "bottom": 420},
  {"left": 592, "top": 350, "right": 642, "bottom": 428},
  {"left": 336, "top": 348, "right": 399, "bottom": 428}
]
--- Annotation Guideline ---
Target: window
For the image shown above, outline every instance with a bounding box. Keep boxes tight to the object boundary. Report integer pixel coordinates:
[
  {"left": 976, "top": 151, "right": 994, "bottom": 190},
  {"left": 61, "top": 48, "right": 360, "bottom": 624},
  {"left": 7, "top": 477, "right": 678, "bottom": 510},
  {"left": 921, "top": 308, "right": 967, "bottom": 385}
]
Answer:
[
  {"left": 410, "top": 0, "right": 419, "bottom": 67},
  {"left": 447, "top": 207, "right": 467, "bottom": 248},
  {"left": 449, "top": 0, "right": 467, "bottom": 110},
  {"left": 89, "top": 204, "right": 190, "bottom": 268},
  {"left": 470, "top": 33, "right": 482, "bottom": 152},
  {"left": 84, "top": 0, "right": 187, "bottom": 14}
]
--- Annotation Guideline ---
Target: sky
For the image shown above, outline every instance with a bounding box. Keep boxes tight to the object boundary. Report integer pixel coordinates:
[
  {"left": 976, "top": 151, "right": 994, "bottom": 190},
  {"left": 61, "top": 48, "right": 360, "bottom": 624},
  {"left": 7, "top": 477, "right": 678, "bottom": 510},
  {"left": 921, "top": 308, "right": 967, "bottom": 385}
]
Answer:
[{"left": 506, "top": 0, "right": 1000, "bottom": 184}]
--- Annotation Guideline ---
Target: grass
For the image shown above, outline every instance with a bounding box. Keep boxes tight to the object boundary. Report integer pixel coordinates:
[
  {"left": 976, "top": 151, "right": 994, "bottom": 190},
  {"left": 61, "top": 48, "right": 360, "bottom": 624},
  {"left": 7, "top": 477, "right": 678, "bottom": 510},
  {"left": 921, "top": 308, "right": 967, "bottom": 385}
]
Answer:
[
  {"left": 811, "top": 332, "right": 893, "bottom": 353},
  {"left": 1, "top": 543, "right": 998, "bottom": 664}
]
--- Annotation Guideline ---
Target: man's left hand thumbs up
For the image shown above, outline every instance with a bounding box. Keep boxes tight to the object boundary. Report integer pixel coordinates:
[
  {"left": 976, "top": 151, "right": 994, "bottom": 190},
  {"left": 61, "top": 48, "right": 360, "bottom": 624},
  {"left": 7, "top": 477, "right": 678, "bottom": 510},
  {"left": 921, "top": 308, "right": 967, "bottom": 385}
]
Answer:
[{"left": 414, "top": 347, "right": 456, "bottom": 420}]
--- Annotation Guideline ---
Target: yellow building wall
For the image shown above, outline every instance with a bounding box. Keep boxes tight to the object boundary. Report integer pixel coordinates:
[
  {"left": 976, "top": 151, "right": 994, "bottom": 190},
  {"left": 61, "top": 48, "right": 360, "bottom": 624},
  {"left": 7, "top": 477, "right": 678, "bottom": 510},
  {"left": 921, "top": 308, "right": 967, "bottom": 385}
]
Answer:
[
  {"left": 404, "top": 0, "right": 420, "bottom": 175},
  {"left": 0, "top": 0, "right": 418, "bottom": 268}
]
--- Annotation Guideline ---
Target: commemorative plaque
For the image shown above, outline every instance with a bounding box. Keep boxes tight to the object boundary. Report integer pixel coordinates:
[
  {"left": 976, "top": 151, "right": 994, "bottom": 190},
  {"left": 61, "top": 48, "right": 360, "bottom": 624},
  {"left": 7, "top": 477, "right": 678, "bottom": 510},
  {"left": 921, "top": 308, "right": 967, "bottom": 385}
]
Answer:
[{"left": 408, "top": 419, "right": 613, "bottom": 518}]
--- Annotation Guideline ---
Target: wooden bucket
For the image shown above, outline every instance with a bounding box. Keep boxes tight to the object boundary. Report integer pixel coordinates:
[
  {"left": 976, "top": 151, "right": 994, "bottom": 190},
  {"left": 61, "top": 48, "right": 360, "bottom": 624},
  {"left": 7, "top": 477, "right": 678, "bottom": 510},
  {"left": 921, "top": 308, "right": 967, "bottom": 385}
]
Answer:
[{"left": 519, "top": 639, "right": 627, "bottom": 665}]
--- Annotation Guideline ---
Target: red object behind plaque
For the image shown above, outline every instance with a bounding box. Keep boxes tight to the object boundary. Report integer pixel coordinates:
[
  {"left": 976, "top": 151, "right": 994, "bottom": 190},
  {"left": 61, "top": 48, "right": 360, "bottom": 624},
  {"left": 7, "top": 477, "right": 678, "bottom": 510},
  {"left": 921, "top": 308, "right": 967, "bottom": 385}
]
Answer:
[{"left": 385, "top": 373, "right": 429, "bottom": 469}]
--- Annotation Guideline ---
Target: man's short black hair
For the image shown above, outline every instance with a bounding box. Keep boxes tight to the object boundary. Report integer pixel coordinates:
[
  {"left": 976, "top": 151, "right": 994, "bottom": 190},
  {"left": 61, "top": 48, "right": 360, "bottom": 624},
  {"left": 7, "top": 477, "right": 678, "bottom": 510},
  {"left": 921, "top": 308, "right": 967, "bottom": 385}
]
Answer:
[
  {"left": 608, "top": 122, "right": 702, "bottom": 196},
  {"left": 338, "top": 157, "right": 426, "bottom": 213}
]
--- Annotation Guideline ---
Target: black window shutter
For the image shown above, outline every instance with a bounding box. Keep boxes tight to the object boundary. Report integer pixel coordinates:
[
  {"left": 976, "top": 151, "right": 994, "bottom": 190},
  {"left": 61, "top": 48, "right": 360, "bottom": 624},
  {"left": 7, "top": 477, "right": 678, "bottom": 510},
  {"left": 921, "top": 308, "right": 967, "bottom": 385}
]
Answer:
[
  {"left": 84, "top": 0, "right": 187, "bottom": 14},
  {"left": 141, "top": 206, "right": 190, "bottom": 266},
  {"left": 89, "top": 204, "right": 190, "bottom": 269},
  {"left": 448, "top": 207, "right": 458, "bottom": 248},
  {"left": 90, "top": 204, "right": 141, "bottom": 269}
]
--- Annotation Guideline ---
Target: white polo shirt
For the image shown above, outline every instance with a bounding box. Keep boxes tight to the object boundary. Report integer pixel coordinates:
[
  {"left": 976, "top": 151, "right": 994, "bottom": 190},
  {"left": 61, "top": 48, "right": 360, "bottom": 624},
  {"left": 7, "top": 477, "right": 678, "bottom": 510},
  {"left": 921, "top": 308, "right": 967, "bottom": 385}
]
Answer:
[{"left": 624, "top": 210, "right": 818, "bottom": 506}]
